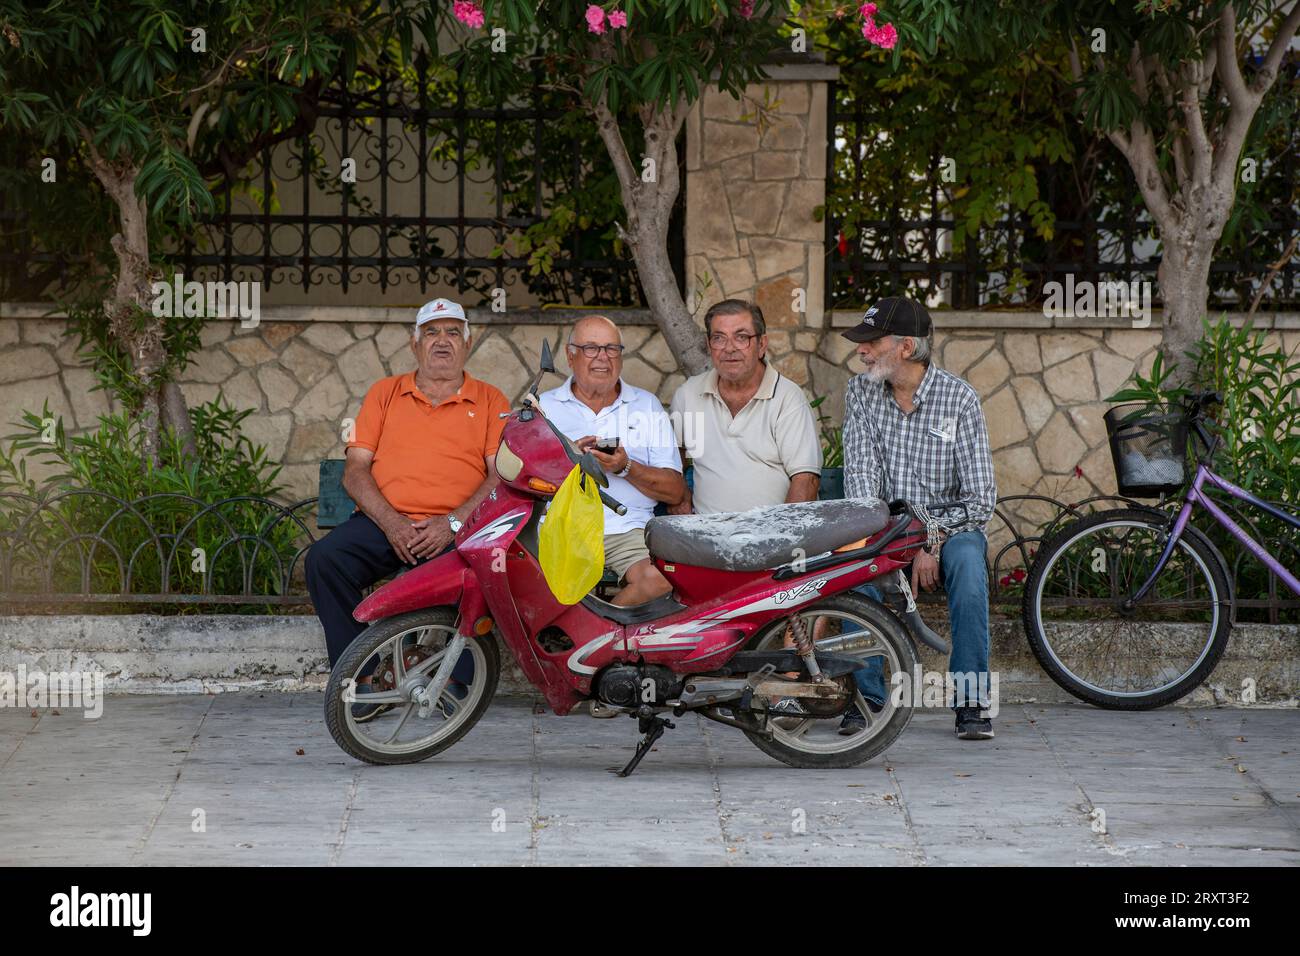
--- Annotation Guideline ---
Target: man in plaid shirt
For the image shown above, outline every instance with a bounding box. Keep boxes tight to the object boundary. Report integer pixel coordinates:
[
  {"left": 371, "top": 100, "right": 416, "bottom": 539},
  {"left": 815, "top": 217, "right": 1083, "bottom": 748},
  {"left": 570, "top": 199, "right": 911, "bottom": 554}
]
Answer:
[{"left": 838, "top": 297, "right": 998, "bottom": 740}]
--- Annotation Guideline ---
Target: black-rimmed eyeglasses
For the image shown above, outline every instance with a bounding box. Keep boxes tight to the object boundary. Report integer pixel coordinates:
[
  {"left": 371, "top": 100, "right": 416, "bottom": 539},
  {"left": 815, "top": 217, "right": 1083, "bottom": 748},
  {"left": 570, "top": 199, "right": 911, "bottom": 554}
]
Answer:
[{"left": 568, "top": 343, "right": 626, "bottom": 358}]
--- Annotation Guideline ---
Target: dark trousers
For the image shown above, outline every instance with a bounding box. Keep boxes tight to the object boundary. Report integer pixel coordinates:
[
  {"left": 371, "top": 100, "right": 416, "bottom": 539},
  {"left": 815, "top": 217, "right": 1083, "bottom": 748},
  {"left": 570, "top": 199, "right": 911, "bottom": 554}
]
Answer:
[
  {"left": 305, "top": 514, "right": 475, "bottom": 688},
  {"left": 306, "top": 513, "right": 408, "bottom": 666}
]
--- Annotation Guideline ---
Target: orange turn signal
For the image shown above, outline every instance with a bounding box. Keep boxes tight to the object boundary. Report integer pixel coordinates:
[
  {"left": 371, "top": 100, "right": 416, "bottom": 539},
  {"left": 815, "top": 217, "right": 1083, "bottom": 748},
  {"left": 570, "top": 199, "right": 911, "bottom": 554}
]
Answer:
[
  {"left": 527, "top": 476, "right": 559, "bottom": 494},
  {"left": 473, "top": 616, "right": 494, "bottom": 635}
]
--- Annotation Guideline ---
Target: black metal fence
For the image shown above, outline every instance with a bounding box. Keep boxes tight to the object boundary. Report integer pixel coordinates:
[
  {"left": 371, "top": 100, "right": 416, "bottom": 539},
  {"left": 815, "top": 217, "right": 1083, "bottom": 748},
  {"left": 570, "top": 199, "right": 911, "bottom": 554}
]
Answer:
[
  {"left": 823, "top": 69, "right": 1300, "bottom": 312},
  {"left": 0, "top": 491, "right": 317, "bottom": 607},
  {"left": 1, "top": 53, "right": 685, "bottom": 307},
  {"left": 175, "top": 53, "right": 685, "bottom": 307},
  {"left": 2, "top": 491, "right": 1294, "bottom": 622}
]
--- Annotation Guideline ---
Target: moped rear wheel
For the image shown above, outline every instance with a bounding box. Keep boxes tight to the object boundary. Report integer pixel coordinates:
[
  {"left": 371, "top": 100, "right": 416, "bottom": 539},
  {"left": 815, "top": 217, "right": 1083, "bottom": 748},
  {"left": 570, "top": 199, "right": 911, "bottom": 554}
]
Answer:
[
  {"left": 325, "top": 608, "right": 500, "bottom": 765},
  {"left": 740, "top": 592, "right": 918, "bottom": 769}
]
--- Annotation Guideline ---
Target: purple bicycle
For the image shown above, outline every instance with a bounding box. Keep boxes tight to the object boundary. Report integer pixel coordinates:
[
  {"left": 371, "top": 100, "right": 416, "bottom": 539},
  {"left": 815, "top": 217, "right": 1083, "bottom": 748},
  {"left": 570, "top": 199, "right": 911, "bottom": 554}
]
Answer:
[{"left": 1023, "top": 390, "right": 1300, "bottom": 709}]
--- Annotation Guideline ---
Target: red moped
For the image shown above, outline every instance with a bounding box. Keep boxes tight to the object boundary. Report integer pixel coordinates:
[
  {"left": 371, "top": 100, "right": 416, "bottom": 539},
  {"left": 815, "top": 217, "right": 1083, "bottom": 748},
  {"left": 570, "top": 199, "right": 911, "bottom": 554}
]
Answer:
[{"left": 325, "top": 344, "right": 956, "bottom": 774}]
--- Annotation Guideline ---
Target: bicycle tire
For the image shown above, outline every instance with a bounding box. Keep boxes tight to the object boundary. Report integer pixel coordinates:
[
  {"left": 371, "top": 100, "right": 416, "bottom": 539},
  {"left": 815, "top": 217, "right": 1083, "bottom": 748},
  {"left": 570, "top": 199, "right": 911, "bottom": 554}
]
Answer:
[{"left": 1022, "top": 507, "right": 1232, "bottom": 710}]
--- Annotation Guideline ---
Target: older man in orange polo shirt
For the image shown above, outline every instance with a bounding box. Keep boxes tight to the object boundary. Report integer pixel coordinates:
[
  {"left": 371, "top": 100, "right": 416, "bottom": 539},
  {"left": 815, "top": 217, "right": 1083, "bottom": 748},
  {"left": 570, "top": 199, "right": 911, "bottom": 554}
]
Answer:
[{"left": 306, "top": 298, "right": 509, "bottom": 674}]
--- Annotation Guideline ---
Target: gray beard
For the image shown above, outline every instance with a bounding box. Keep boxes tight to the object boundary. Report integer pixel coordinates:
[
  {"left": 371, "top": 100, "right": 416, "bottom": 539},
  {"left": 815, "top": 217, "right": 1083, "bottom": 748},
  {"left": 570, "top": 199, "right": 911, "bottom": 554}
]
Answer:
[{"left": 863, "top": 359, "right": 897, "bottom": 385}]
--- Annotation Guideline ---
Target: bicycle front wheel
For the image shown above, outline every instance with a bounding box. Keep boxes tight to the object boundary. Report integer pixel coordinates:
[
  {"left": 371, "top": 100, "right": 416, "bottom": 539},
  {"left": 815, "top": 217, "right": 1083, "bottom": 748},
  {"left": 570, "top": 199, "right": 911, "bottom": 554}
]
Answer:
[{"left": 1023, "top": 508, "right": 1231, "bottom": 709}]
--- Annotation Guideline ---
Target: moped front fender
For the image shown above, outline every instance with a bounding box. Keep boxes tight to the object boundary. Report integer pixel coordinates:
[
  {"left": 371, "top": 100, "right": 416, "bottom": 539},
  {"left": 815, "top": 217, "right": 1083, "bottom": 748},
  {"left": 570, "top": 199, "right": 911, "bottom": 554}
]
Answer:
[{"left": 353, "top": 550, "right": 472, "bottom": 623}]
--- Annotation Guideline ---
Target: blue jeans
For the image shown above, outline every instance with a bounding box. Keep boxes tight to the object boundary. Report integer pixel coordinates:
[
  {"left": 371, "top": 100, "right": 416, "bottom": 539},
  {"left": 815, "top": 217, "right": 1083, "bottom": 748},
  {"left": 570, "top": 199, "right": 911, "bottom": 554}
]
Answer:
[{"left": 851, "top": 530, "right": 991, "bottom": 710}]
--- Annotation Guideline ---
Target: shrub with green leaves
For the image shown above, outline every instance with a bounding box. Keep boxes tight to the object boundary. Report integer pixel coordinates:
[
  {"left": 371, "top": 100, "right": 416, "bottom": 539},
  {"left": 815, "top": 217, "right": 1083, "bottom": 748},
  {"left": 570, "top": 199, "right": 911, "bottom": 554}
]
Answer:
[
  {"left": 808, "top": 394, "right": 845, "bottom": 469},
  {"left": 0, "top": 399, "right": 310, "bottom": 611},
  {"left": 1108, "top": 317, "right": 1300, "bottom": 622}
]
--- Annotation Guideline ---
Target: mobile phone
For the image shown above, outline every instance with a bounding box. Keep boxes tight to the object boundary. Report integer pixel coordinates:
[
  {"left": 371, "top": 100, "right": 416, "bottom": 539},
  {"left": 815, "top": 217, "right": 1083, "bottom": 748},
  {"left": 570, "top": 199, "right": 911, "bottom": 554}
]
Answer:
[{"left": 595, "top": 436, "right": 620, "bottom": 453}]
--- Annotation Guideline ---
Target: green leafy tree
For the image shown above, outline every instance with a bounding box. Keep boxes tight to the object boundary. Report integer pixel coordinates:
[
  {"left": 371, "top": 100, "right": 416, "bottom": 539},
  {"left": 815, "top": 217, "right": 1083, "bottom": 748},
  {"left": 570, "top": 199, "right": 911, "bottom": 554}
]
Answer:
[
  {"left": 441, "top": 1, "right": 891, "bottom": 375},
  {"left": 0, "top": 0, "right": 437, "bottom": 463},
  {"left": 892, "top": 0, "right": 1300, "bottom": 381},
  {"left": 817, "top": 22, "right": 1086, "bottom": 306}
]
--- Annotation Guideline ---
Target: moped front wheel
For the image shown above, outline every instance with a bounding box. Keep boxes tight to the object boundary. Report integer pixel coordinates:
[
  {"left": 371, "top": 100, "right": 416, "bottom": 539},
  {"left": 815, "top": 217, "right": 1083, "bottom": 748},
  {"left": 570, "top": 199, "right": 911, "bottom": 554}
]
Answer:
[
  {"left": 325, "top": 608, "right": 500, "bottom": 765},
  {"left": 740, "top": 592, "right": 918, "bottom": 769}
]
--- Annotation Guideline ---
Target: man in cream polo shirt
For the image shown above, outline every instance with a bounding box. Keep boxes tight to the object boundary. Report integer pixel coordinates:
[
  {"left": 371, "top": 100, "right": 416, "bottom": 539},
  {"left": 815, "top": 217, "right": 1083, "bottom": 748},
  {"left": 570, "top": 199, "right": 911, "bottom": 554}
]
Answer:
[
  {"left": 539, "top": 315, "right": 686, "bottom": 606},
  {"left": 669, "top": 299, "right": 822, "bottom": 515}
]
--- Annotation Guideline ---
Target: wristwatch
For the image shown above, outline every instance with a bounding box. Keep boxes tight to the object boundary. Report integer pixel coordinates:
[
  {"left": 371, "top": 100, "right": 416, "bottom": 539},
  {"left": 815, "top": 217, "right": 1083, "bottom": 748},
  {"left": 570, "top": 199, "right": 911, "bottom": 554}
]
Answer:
[
  {"left": 614, "top": 460, "right": 632, "bottom": 479},
  {"left": 446, "top": 514, "right": 463, "bottom": 533}
]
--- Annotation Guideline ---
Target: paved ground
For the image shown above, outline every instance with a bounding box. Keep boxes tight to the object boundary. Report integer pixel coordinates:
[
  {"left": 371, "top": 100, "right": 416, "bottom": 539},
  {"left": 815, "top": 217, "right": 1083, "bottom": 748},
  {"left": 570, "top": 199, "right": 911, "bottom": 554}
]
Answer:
[{"left": 1, "top": 695, "right": 1297, "bottom": 866}]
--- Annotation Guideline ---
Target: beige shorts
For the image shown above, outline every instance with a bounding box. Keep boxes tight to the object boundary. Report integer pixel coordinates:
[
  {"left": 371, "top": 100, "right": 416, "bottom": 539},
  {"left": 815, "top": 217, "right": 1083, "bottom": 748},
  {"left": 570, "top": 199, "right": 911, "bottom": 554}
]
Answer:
[{"left": 603, "top": 528, "right": 652, "bottom": 580}]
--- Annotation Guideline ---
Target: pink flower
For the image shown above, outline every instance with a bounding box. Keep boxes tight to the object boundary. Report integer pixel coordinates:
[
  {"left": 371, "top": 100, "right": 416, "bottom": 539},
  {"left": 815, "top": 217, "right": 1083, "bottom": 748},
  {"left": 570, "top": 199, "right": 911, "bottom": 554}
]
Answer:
[
  {"left": 453, "top": 1, "right": 485, "bottom": 29},
  {"left": 862, "top": 19, "right": 897, "bottom": 49},
  {"left": 739, "top": 0, "right": 755, "bottom": 18},
  {"left": 860, "top": 3, "right": 897, "bottom": 49},
  {"left": 608, "top": 10, "right": 628, "bottom": 28},
  {"left": 586, "top": 5, "right": 607, "bottom": 33}
]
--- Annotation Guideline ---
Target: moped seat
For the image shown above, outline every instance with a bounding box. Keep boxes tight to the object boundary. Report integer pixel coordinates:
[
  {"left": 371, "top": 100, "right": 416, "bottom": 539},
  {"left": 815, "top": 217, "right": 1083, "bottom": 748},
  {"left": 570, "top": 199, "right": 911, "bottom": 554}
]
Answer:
[{"left": 644, "top": 497, "right": 891, "bottom": 572}]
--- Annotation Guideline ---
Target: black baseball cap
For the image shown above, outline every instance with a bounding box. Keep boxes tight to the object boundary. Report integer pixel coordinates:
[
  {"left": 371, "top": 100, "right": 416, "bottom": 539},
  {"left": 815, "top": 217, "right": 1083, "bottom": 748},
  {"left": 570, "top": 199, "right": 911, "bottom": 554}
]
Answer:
[{"left": 840, "top": 297, "right": 932, "bottom": 343}]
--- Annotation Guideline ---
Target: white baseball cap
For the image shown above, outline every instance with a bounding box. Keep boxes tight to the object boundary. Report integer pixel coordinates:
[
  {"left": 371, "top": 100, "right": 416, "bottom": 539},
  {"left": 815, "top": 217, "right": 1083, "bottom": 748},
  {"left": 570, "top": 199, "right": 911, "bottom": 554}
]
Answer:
[{"left": 415, "top": 298, "right": 469, "bottom": 334}]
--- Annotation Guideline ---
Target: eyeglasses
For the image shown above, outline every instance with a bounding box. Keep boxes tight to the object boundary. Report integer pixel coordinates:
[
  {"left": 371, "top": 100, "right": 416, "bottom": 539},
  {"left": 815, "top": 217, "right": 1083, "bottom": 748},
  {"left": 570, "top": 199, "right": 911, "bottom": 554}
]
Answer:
[
  {"left": 568, "top": 343, "right": 626, "bottom": 358},
  {"left": 420, "top": 326, "right": 464, "bottom": 340},
  {"left": 708, "top": 332, "right": 759, "bottom": 349}
]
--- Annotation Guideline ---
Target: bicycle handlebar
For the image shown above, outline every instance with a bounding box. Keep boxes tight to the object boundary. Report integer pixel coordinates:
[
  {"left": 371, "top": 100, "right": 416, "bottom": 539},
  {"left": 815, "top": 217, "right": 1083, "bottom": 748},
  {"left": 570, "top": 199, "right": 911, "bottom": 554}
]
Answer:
[
  {"left": 1178, "top": 391, "right": 1224, "bottom": 461},
  {"left": 1182, "top": 390, "right": 1223, "bottom": 412}
]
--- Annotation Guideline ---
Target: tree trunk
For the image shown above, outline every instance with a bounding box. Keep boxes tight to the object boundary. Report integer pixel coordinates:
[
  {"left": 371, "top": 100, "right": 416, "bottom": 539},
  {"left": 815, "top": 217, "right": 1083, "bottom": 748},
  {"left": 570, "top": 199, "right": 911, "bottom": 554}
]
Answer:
[
  {"left": 628, "top": 217, "right": 711, "bottom": 377},
  {"left": 1155, "top": 231, "right": 1215, "bottom": 381},
  {"left": 81, "top": 138, "right": 186, "bottom": 467},
  {"left": 589, "top": 93, "right": 709, "bottom": 376},
  {"left": 161, "top": 380, "right": 198, "bottom": 460}
]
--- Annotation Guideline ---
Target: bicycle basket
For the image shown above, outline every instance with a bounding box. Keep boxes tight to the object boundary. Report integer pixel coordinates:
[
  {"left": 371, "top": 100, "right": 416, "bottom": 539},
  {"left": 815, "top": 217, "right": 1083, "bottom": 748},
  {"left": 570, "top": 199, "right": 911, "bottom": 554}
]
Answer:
[{"left": 1104, "top": 403, "right": 1188, "bottom": 498}]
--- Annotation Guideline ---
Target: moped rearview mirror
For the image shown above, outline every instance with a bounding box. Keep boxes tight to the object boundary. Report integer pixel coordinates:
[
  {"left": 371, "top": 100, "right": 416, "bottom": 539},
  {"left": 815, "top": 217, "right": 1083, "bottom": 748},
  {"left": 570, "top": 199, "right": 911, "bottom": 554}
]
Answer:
[{"left": 521, "top": 340, "right": 557, "bottom": 420}]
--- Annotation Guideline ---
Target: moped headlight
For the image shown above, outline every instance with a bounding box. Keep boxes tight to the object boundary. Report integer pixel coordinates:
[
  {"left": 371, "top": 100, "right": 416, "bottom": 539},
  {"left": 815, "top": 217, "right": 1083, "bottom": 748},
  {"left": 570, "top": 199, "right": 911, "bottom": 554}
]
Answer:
[{"left": 496, "top": 438, "right": 523, "bottom": 481}]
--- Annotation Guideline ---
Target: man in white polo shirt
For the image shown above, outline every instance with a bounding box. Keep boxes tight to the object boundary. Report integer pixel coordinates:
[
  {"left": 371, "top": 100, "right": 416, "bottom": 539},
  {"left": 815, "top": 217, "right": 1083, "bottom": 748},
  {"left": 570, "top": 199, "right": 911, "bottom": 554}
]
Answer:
[
  {"left": 669, "top": 299, "right": 822, "bottom": 515},
  {"left": 539, "top": 315, "right": 686, "bottom": 606}
]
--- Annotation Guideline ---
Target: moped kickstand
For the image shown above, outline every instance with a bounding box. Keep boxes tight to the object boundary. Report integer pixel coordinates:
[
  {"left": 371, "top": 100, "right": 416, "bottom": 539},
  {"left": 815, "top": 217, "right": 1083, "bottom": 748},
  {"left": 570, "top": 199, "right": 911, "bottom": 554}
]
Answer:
[{"left": 616, "top": 705, "right": 675, "bottom": 777}]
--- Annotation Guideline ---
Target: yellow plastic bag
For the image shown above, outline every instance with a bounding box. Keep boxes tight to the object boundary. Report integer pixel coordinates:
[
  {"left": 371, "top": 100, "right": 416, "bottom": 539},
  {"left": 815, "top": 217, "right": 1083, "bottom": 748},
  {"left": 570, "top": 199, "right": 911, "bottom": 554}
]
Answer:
[{"left": 539, "top": 464, "right": 605, "bottom": 604}]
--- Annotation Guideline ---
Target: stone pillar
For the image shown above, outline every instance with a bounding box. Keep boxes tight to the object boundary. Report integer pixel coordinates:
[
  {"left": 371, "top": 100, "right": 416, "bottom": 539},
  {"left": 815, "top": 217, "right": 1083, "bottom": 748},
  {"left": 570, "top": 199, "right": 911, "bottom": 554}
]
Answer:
[{"left": 684, "top": 57, "right": 839, "bottom": 387}]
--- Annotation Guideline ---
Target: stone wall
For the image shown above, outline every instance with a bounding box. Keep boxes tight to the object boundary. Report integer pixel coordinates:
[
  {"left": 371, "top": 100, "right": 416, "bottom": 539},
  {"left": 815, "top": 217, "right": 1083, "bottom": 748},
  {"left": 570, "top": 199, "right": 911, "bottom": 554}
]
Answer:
[
  {"left": 5, "top": 309, "right": 1297, "bottom": 514},
  {"left": 684, "top": 66, "right": 831, "bottom": 387},
  {"left": 0, "top": 311, "right": 685, "bottom": 502}
]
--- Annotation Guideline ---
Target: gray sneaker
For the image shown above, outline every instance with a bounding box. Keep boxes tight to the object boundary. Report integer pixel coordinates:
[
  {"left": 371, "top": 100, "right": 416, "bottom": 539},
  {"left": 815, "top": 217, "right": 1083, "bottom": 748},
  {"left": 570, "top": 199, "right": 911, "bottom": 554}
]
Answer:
[{"left": 954, "top": 706, "right": 994, "bottom": 740}]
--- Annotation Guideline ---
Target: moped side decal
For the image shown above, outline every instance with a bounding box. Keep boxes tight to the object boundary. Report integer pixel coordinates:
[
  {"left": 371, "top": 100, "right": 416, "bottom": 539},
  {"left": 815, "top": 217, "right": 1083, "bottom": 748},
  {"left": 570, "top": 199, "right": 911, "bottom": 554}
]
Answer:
[
  {"left": 773, "top": 578, "right": 829, "bottom": 605},
  {"left": 636, "top": 560, "right": 874, "bottom": 638},
  {"left": 464, "top": 510, "right": 528, "bottom": 546},
  {"left": 567, "top": 632, "right": 620, "bottom": 676}
]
